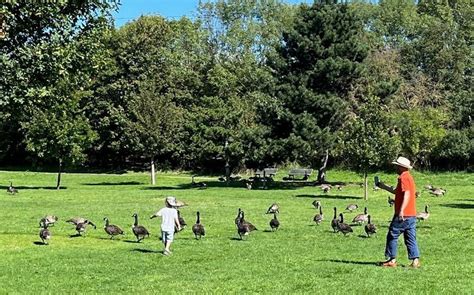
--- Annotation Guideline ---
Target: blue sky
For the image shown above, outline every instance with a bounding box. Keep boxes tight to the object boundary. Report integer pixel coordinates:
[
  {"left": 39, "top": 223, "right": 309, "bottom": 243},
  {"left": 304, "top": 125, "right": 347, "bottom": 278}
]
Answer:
[{"left": 113, "top": 0, "right": 314, "bottom": 27}]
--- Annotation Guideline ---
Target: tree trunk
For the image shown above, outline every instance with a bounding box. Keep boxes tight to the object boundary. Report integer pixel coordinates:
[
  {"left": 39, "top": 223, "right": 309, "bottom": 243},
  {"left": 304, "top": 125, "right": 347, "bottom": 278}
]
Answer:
[
  {"left": 56, "top": 158, "right": 62, "bottom": 190},
  {"left": 151, "top": 158, "right": 156, "bottom": 185},
  {"left": 317, "top": 149, "right": 329, "bottom": 183},
  {"left": 363, "top": 172, "right": 368, "bottom": 201}
]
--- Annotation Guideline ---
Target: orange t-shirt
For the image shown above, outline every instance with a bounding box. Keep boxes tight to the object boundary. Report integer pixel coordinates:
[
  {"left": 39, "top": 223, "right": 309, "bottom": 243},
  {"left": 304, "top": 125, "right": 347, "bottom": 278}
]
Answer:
[{"left": 394, "top": 171, "right": 417, "bottom": 217}]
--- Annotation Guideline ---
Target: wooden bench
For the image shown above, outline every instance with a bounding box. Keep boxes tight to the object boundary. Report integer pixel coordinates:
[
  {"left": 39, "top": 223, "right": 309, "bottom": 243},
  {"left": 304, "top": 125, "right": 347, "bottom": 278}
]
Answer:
[
  {"left": 254, "top": 168, "right": 278, "bottom": 179},
  {"left": 287, "top": 168, "right": 313, "bottom": 180}
]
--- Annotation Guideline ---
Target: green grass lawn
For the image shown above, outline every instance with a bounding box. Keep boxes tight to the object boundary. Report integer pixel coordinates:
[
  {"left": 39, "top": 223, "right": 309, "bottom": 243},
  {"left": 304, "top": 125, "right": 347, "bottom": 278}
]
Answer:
[{"left": 0, "top": 169, "right": 473, "bottom": 293}]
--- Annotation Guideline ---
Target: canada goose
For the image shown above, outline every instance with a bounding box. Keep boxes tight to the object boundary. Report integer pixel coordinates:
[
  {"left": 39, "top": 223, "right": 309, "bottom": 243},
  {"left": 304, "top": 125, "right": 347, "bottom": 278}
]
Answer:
[
  {"left": 234, "top": 208, "right": 242, "bottom": 226},
  {"left": 237, "top": 211, "right": 251, "bottom": 239},
  {"left": 331, "top": 207, "right": 339, "bottom": 233},
  {"left": 429, "top": 188, "right": 445, "bottom": 197},
  {"left": 345, "top": 204, "right": 358, "bottom": 212},
  {"left": 424, "top": 184, "right": 434, "bottom": 190},
  {"left": 7, "top": 182, "right": 18, "bottom": 194},
  {"left": 192, "top": 211, "right": 205, "bottom": 240},
  {"left": 388, "top": 196, "right": 395, "bottom": 207},
  {"left": 246, "top": 181, "right": 252, "bottom": 190},
  {"left": 66, "top": 217, "right": 86, "bottom": 226},
  {"left": 337, "top": 213, "right": 353, "bottom": 236},
  {"left": 312, "top": 200, "right": 321, "bottom": 209},
  {"left": 320, "top": 184, "right": 331, "bottom": 193},
  {"left": 218, "top": 176, "right": 226, "bottom": 182},
  {"left": 352, "top": 207, "right": 368, "bottom": 225},
  {"left": 76, "top": 220, "right": 96, "bottom": 236},
  {"left": 175, "top": 210, "right": 187, "bottom": 232},
  {"left": 416, "top": 205, "right": 430, "bottom": 221},
  {"left": 241, "top": 211, "right": 257, "bottom": 232},
  {"left": 266, "top": 203, "right": 279, "bottom": 214},
  {"left": 335, "top": 184, "right": 343, "bottom": 191},
  {"left": 132, "top": 213, "right": 149, "bottom": 242},
  {"left": 191, "top": 176, "right": 207, "bottom": 189},
  {"left": 364, "top": 215, "right": 377, "bottom": 237},
  {"left": 313, "top": 206, "right": 324, "bottom": 224},
  {"left": 269, "top": 213, "right": 280, "bottom": 231},
  {"left": 39, "top": 215, "right": 58, "bottom": 228},
  {"left": 39, "top": 225, "right": 51, "bottom": 245},
  {"left": 103, "top": 217, "right": 124, "bottom": 239}
]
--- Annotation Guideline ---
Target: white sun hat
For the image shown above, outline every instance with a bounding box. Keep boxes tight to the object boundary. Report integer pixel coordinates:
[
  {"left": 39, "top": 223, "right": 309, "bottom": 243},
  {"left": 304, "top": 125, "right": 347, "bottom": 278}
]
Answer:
[
  {"left": 165, "top": 196, "right": 178, "bottom": 207},
  {"left": 392, "top": 156, "right": 413, "bottom": 169}
]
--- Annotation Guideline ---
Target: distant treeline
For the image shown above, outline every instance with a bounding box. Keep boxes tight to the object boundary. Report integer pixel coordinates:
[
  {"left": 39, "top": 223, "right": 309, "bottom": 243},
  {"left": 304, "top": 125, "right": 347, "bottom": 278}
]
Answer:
[{"left": 1, "top": 0, "right": 472, "bottom": 173}]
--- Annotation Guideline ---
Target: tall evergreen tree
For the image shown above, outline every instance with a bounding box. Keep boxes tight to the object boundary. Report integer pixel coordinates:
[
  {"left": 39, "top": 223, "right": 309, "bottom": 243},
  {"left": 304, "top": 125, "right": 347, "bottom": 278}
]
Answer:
[{"left": 270, "top": 1, "right": 369, "bottom": 166}]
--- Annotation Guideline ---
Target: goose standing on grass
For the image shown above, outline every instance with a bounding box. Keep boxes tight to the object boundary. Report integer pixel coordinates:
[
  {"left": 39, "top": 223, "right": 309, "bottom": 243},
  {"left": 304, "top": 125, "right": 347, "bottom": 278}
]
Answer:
[
  {"left": 132, "top": 213, "right": 149, "bottom": 242},
  {"left": 331, "top": 207, "right": 339, "bottom": 233},
  {"left": 266, "top": 203, "right": 279, "bottom": 214},
  {"left": 345, "top": 204, "right": 359, "bottom": 212},
  {"left": 7, "top": 182, "right": 18, "bottom": 194},
  {"left": 245, "top": 181, "right": 252, "bottom": 190},
  {"left": 191, "top": 176, "right": 207, "bottom": 189},
  {"left": 312, "top": 200, "right": 321, "bottom": 209},
  {"left": 320, "top": 184, "right": 331, "bottom": 193},
  {"left": 241, "top": 211, "right": 257, "bottom": 232},
  {"left": 39, "top": 215, "right": 58, "bottom": 228},
  {"left": 352, "top": 207, "right": 368, "bottom": 225},
  {"left": 192, "top": 211, "right": 205, "bottom": 240},
  {"left": 234, "top": 208, "right": 242, "bottom": 226},
  {"left": 175, "top": 210, "right": 187, "bottom": 232},
  {"left": 237, "top": 211, "right": 251, "bottom": 239},
  {"left": 39, "top": 224, "right": 51, "bottom": 245},
  {"left": 416, "top": 205, "right": 430, "bottom": 221},
  {"left": 364, "top": 215, "right": 377, "bottom": 237},
  {"left": 429, "top": 188, "right": 445, "bottom": 197},
  {"left": 76, "top": 220, "right": 96, "bottom": 236},
  {"left": 387, "top": 196, "right": 395, "bottom": 207},
  {"left": 103, "top": 217, "right": 124, "bottom": 239},
  {"left": 337, "top": 213, "right": 353, "bottom": 236},
  {"left": 269, "top": 213, "right": 280, "bottom": 231},
  {"left": 66, "top": 217, "right": 87, "bottom": 226},
  {"left": 313, "top": 206, "right": 324, "bottom": 225}
]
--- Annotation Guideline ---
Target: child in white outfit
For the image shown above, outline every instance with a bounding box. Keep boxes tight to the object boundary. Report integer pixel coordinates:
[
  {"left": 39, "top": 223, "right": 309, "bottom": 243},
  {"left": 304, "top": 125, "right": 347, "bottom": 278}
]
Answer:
[{"left": 151, "top": 196, "right": 181, "bottom": 255}]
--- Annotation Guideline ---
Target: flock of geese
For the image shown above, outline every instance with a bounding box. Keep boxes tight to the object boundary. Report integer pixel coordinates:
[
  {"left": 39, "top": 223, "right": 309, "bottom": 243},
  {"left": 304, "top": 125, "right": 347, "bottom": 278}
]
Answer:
[{"left": 7, "top": 180, "right": 435, "bottom": 246}]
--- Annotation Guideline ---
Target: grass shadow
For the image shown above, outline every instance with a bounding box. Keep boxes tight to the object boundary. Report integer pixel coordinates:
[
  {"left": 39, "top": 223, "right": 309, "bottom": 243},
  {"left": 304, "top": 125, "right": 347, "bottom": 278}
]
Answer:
[
  {"left": 131, "top": 248, "right": 159, "bottom": 254},
  {"left": 320, "top": 259, "right": 379, "bottom": 266},
  {"left": 33, "top": 241, "right": 47, "bottom": 246},
  {"left": 441, "top": 203, "right": 474, "bottom": 209},
  {"left": 0, "top": 186, "right": 67, "bottom": 190},
  {"left": 143, "top": 180, "right": 318, "bottom": 191},
  {"left": 229, "top": 237, "right": 245, "bottom": 241},
  {"left": 123, "top": 240, "right": 139, "bottom": 243},
  {"left": 83, "top": 181, "right": 143, "bottom": 186},
  {"left": 295, "top": 194, "right": 362, "bottom": 200},
  {"left": 457, "top": 199, "right": 474, "bottom": 202},
  {"left": 69, "top": 234, "right": 82, "bottom": 238}
]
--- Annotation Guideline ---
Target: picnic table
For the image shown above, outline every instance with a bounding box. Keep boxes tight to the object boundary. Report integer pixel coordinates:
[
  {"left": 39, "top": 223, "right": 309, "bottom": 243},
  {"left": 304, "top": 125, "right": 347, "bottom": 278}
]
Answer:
[
  {"left": 287, "top": 168, "right": 313, "bottom": 180},
  {"left": 254, "top": 168, "right": 278, "bottom": 179}
]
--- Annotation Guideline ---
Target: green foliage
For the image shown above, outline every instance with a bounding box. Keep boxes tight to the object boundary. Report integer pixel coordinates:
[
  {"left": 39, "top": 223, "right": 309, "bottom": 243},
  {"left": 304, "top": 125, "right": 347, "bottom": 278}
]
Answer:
[
  {"left": 22, "top": 91, "right": 97, "bottom": 166},
  {"left": 1, "top": 0, "right": 472, "bottom": 171},
  {"left": 391, "top": 108, "right": 448, "bottom": 167},
  {"left": 271, "top": 1, "right": 369, "bottom": 163}
]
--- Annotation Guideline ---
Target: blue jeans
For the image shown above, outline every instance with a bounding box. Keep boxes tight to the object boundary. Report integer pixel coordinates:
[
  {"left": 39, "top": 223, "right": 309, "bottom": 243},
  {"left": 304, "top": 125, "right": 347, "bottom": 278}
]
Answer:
[{"left": 385, "top": 217, "right": 420, "bottom": 260}]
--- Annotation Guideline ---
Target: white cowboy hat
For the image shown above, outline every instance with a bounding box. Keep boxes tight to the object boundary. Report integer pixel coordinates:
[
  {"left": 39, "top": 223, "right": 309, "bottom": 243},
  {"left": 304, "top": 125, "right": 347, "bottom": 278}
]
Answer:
[{"left": 392, "top": 156, "right": 413, "bottom": 169}]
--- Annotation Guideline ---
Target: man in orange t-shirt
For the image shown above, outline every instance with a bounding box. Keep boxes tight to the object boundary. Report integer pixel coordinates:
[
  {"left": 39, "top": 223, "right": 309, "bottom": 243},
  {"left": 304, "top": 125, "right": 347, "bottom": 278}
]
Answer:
[{"left": 376, "top": 156, "right": 420, "bottom": 268}]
